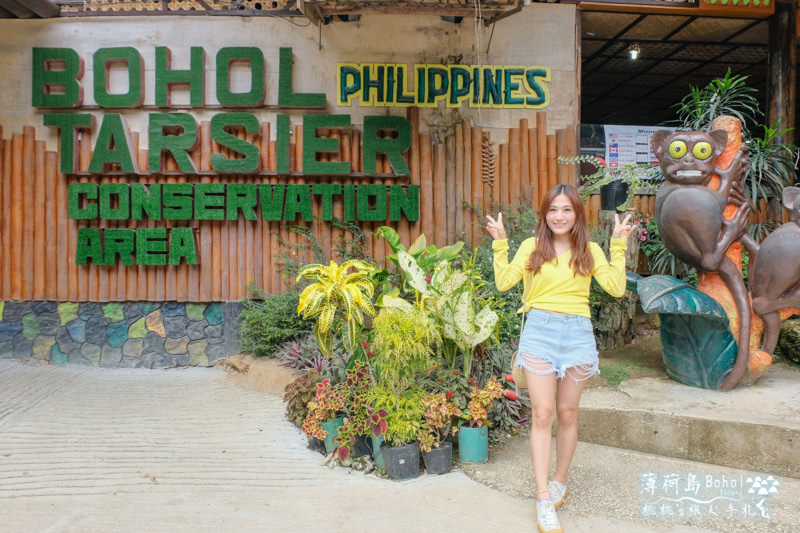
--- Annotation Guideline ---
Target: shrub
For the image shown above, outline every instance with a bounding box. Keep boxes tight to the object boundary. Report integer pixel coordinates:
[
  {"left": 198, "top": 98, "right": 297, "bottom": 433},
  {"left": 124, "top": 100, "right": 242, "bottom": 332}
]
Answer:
[
  {"left": 469, "top": 200, "right": 537, "bottom": 344},
  {"left": 239, "top": 285, "right": 312, "bottom": 357},
  {"left": 283, "top": 369, "right": 323, "bottom": 427},
  {"left": 273, "top": 332, "right": 334, "bottom": 376}
]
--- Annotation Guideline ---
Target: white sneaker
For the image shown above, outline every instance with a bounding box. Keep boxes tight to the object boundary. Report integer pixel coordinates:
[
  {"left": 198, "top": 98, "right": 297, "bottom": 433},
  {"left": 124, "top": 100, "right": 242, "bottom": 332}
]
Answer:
[
  {"left": 536, "top": 499, "right": 563, "bottom": 533},
  {"left": 549, "top": 479, "right": 567, "bottom": 509}
]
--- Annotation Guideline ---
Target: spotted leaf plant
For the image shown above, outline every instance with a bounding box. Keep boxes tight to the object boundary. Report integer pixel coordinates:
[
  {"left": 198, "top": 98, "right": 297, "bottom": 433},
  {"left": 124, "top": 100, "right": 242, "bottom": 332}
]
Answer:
[
  {"left": 296, "top": 259, "right": 377, "bottom": 358},
  {"left": 391, "top": 249, "right": 499, "bottom": 377}
]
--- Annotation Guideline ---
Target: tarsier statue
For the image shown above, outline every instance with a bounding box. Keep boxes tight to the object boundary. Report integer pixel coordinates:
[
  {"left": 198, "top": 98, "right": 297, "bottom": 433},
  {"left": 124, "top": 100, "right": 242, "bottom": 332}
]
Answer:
[
  {"left": 749, "top": 186, "right": 800, "bottom": 355},
  {"left": 653, "top": 129, "right": 752, "bottom": 390}
]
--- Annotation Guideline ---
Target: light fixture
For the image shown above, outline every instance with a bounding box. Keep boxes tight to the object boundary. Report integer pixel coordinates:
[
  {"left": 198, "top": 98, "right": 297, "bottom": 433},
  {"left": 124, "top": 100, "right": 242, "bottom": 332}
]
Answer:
[{"left": 628, "top": 43, "right": 641, "bottom": 61}]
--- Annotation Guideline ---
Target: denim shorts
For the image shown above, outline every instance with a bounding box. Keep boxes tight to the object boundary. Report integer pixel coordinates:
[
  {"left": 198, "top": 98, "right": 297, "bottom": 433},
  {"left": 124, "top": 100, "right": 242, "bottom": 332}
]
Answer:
[{"left": 516, "top": 308, "right": 599, "bottom": 381}]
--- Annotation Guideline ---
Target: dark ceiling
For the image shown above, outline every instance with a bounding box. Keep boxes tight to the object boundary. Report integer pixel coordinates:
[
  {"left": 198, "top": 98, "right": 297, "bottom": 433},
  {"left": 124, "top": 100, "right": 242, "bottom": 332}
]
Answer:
[{"left": 580, "top": 10, "right": 770, "bottom": 127}]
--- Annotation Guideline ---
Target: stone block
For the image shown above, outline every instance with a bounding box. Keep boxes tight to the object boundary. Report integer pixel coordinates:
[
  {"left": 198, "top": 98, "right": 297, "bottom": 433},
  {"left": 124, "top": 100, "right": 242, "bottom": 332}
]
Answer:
[
  {"left": 185, "top": 303, "right": 207, "bottom": 322},
  {"left": 162, "top": 302, "right": 186, "bottom": 317},
  {"left": 31, "top": 302, "right": 58, "bottom": 315},
  {"left": 81, "top": 343, "right": 101, "bottom": 365},
  {"left": 107, "top": 320, "right": 129, "bottom": 348},
  {"left": 145, "top": 309, "right": 166, "bottom": 337},
  {"left": 204, "top": 303, "right": 224, "bottom": 325},
  {"left": 164, "top": 316, "right": 190, "bottom": 339},
  {"left": 143, "top": 331, "right": 166, "bottom": 354},
  {"left": 56, "top": 327, "right": 81, "bottom": 353},
  {"left": 100, "top": 344, "right": 123, "bottom": 367},
  {"left": 50, "top": 345, "right": 68, "bottom": 365},
  {"left": 122, "top": 338, "right": 144, "bottom": 359},
  {"left": 0, "top": 321, "right": 23, "bottom": 343},
  {"left": 85, "top": 317, "right": 109, "bottom": 346},
  {"left": 58, "top": 303, "right": 79, "bottom": 325},
  {"left": 103, "top": 303, "right": 125, "bottom": 323},
  {"left": 22, "top": 313, "right": 40, "bottom": 340},
  {"left": 187, "top": 320, "right": 208, "bottom": 340},
  {"left": 78, "top": 303, "right": 103, "bottom": 320},
  {"left": 36, "top": 312, "right": 60, "bottom": 336},
  {"left": 66, "top": 319, "right": 87, "bottom": 342},
  {"left": 123, "top": 303, "right": 143, "bottom": 322},
  {"left": 128, "top": 317, "right": 147, "bottom": 339},
  {"left": 33, "top": 335, "right": 56, "bottom": 361},
  {"left": 12, "top": 335, "right": 33, "bottom": 358},
  {"left": 165, "top": 336, "right": 190, "bottom": 355},
  {"left": 3, "top": 302, "right": 31, "bottom": 322}
]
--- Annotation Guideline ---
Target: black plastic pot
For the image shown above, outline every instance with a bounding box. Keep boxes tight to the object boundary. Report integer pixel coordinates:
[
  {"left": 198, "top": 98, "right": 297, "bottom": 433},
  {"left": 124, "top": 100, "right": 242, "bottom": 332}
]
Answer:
[
  {"left": 421, "top": 441, "right": 452, "bottom": 475},
  {"left": 381, "top": 442, "right": 420, "bottom": 480},
  {"left": 600, "top": 180, "right": 629, "bottom": 211}
]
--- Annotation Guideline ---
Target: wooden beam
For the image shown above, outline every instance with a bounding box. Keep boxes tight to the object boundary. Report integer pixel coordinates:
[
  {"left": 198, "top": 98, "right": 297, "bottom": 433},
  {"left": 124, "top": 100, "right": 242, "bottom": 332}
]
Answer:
[
  {"left": 24, "top": 0, "right": 60, "bottom": 17},
  {"left": 768, "top": 0, "right": 797, "bottom": 146},
  {"left": 578, "top": 1, "right": 773, "bottom": 19}
]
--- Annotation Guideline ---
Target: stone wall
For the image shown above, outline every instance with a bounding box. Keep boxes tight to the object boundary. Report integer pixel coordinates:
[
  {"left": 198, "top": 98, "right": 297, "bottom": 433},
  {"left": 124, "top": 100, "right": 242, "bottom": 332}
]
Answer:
[{"left": 0, "top": 301, "right": 242, "bottom": 368}]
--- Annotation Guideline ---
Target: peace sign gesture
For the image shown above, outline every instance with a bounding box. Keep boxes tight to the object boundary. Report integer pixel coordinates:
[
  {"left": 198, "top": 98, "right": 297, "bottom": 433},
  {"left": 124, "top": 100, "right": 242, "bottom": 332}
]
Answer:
[
  {"left": 486, "top": 213, "right": 507, "bottom": 240},
  {"left": 612, "top": 212, "right": 636, "bottom": 239}
]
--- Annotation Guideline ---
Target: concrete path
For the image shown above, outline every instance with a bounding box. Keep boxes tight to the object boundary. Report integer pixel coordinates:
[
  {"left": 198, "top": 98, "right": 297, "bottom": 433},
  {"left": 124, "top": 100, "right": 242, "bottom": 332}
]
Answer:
[{"left": 0, "top": 359, "right": 794, "bottom": 533}]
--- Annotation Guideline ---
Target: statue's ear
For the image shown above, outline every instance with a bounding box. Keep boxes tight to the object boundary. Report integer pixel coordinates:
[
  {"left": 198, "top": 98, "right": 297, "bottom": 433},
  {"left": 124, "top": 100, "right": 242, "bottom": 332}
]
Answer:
[
  {"left": 652, "top": 130, "right": 671, "bottom": 159},
  {"left": 782, "top": 186, "right": 800, "bottom": 221},
  {"left": 709, "top": 130, "right": 729, "bottom": 154}
]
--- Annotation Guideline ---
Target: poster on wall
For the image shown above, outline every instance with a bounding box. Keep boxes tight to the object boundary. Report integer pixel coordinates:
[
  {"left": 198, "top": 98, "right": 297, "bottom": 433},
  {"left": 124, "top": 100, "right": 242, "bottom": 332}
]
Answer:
[{"left": 604, "top": 125, "right": 674, "bottom": 169}]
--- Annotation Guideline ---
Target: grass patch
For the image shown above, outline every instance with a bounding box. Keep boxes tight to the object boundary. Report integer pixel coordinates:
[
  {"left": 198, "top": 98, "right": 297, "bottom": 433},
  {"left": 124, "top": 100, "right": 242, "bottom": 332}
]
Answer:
[{"left": 599, "top": 362, "right": 647, "bottom": 389}]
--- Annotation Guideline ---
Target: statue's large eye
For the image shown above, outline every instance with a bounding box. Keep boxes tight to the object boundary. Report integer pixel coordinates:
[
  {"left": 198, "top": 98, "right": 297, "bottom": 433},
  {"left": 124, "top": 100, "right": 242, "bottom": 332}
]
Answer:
[
  {"left": 668, "top": 140, "right": 687, "bottom": 159},
  {"left": 692, "top": 141, "right": 713, "bottom": 160}
]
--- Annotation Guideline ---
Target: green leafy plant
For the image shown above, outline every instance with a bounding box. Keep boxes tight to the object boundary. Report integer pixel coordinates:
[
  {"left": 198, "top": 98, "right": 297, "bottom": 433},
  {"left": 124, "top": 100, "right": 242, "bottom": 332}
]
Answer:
[
  {"left": 469, "top": 200, "right": 537, "bottom": 344},
  {"left": 386, "top": 246, "right": 499, "bottom": 377},
  {"left": 462, "top": 376, "right": 503, "bottom": 428},
  {"left": 283, "top": 369, "right": 324, "bottom": 427},
  {"left": 239, "top": 285, "right": 312, "bottom": 357},
  {"left": 671, "top": 68, "right": 761, "bottom": 134},
  {"left": 301, "top": 378, "right": 347, "bottom": 440},
  {"left": 367, "top": 385, "right": 427, "bottom": 447},
  {"left": 558, "top": 154, "right": 662, "bottom": 212},
  {"left": 371, "top": 303, "right": 438, "bottom": 394},
  {"left": 417, "top": 392, "right": 462, "bottom": 453},
  {"left": 295, "top": 259, "right": 377, "bottom": 357},
  {"left": 274, "top": 332, "right": 335, "bottom": 376},
  {"left": 332, "top": 360, "right": 388, "bottom": 461},
  {"left": 745, "top": 122, "right": 799, "bottom": 208}
]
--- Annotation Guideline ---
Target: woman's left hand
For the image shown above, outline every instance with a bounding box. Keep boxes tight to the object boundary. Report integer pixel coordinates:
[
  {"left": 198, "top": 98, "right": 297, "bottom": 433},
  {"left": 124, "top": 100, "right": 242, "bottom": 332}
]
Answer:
[{"left": 612, "top": 212, "right": 637, "bottom": 239}]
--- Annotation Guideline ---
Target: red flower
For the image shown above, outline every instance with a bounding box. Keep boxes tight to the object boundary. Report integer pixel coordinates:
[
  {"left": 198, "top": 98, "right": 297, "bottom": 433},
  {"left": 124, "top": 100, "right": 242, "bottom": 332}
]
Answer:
[
  {"left": 452, "top": 369, "right": 459, "bottom": 375},
  {"left": 503, "top": 389, "right": 519, "bottom": 401},
  {"left": 505, "top": 374, "right": 515, "bottom": 383},
  {"left": 446, "top": 390, "right": 454, "bottom": 399}
]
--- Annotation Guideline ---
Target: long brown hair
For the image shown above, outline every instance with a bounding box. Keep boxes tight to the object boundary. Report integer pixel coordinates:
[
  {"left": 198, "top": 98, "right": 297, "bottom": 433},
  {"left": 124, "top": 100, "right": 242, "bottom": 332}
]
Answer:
[{"left": 528, "top": 184, "right": 594, "bottom": 276}]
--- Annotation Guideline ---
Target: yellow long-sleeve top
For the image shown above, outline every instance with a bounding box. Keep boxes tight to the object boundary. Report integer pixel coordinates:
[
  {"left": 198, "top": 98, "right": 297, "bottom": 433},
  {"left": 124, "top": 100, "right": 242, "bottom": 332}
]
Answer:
[{"left": 492, "top": 237, "right": 628, "bottom": 318}]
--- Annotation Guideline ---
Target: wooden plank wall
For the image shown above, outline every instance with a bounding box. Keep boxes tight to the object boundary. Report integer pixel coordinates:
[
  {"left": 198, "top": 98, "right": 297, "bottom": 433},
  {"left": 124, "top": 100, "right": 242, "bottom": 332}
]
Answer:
[{"left": 0, "top": 110, "right": 590, "bottom": 302}]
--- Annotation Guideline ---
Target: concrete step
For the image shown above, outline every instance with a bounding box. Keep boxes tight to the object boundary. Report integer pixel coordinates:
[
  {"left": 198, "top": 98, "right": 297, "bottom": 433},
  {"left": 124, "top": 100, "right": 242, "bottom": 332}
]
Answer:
[{"left": 579, "top": 363, "right": 800, "bottom": 478}]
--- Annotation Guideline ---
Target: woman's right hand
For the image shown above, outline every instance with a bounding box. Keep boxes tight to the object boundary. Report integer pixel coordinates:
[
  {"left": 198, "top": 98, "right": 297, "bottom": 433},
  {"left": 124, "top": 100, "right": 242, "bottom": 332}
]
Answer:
[{"left": 486, "top": 213, "right": 507, "bottom": 240}]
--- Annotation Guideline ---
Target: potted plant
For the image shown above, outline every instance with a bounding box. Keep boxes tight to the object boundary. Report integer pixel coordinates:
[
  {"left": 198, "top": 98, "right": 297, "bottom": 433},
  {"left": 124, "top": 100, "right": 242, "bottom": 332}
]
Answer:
[
  {"left": 557, "top": 154, "right": 663, "bottom": 212},
  {"left": 418, "top": 392, "right": 461, "bottom": 474},
  {"left": 330, "top": 359, "right": 388, "bottom": 462},
  {"left": 458, "top": 377, "right": 503, "bottom": 464},
  {"left": 301, "top": 377, "right": 347, "bottom": 454},
  {"left": 367, "top": 384, "right": 426, "bottom": 480}
]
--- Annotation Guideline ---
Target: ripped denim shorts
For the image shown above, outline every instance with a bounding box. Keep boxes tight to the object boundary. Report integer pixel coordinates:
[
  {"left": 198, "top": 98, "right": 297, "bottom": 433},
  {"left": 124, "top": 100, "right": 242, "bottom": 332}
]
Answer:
[{"left": 516, "top": 307, "right": 599, "bottom": 382}]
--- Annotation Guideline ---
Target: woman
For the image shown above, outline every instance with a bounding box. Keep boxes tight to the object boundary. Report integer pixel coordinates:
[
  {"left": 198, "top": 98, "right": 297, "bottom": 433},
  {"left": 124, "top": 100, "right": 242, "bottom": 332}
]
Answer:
[{"left": 486, "top": 184, "right": 635, "bottom": 533}]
